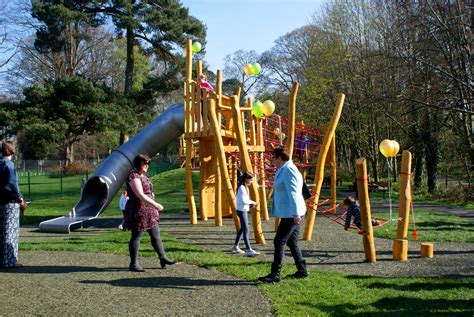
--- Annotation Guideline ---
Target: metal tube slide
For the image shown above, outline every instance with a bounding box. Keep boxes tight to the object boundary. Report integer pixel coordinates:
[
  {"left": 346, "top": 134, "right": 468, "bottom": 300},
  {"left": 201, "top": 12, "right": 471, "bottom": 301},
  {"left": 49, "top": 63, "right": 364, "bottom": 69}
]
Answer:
[{"left": 39, "top": 104, "right": 184, "bottom": 233}]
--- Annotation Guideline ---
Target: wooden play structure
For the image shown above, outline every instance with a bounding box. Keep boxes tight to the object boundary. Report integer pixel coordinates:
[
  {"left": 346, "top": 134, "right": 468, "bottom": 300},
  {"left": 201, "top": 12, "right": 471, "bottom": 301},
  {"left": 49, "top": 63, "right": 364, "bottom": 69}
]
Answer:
[
  {"left": 181, "top": 40, "right": 432, "bottom": 261},
  {"left": 181, "top": 40, "right": 345, "bottom": 244}
]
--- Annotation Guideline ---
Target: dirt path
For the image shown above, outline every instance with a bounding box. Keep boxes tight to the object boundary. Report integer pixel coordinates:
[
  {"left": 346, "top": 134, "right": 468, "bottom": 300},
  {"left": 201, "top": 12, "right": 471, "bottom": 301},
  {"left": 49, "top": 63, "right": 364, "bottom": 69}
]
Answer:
[{"left": 0, "top": 249, "right": 273, "bottom": 316}]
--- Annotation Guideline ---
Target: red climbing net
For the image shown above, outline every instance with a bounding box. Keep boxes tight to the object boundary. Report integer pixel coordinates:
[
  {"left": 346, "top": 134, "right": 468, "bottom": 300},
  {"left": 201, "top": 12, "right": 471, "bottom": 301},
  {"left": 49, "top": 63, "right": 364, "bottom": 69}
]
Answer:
[
  {"left": 260, "top": 115, "right": 324, "bottom": 188},
  {"left": 227, "top": 113, "right": 398, "bottom": 233},
  {"left": 226, "top": 114, "right": 325, "bottom": 190}
]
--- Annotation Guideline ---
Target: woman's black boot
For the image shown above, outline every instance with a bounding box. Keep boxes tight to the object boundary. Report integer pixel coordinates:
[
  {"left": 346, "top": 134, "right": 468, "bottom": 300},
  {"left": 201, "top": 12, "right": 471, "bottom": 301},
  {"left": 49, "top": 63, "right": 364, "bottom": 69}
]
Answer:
[
  {"left": 159, "top": 257, "right": 177, "bottom": 269},
  {"left": 129, "top": 263, "right": 145, "bottom": 272}
]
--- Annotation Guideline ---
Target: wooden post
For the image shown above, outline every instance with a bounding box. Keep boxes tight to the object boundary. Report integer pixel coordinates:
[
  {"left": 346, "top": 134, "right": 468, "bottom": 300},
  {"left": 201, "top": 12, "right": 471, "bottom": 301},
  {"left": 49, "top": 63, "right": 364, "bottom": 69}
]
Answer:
[
  {"left": 256, "top": 118, "right": 269, "bottom": 220},
  {"left": 216, "top": 70, "right": 222, "bottom": 129},
  {"left": 184, "top": 40, "right": 197, "bottom": 225},
  {"left": 393, "top": 239, "right": 408, "bottom": 261},
  {"left": 208, "top": 97, "right": 240, "bottom": 231},
  {"left": 214, "top": 146, "right": 222, "bottom": 226},
  {"left": 355, "top": 157, "right": 377, "bottom": 262},
  {"left": 393, "top": 150, "right": 412, "bottom": 261},
  {"left": 329, "top": 135, "right": 337, "bottom": 210},
  {"left": 184, "top": 81, "right": 190, "bottom": 134},
  {"left": 186, "top": 39, "right": 192, "bottom": 81},
  {"left": 186, "top": 137, "right": 198, "bottom": 225},
  {"left": 214, "top": 69, "right": 223, "bottom": 226},
  {"left": 303, "top": 93, "right": 345, "bottom": 240},
  {"left": 196, "top": 61, "right": 203, "bottom": 134},
  {"left": 231, "top": 96, "right": 265, "bottom": 244},
  {"left": 286, "top": 82, "right": 299, "bottom": 157},
  {"left": 396, "top": 150, "right": 412, "bottom": 239},
  {"left": 420, "top": 242, "right": 434, "bottom": 258},
  {"left": 230, "top": 155, "right": 240, "bottom": 225}
]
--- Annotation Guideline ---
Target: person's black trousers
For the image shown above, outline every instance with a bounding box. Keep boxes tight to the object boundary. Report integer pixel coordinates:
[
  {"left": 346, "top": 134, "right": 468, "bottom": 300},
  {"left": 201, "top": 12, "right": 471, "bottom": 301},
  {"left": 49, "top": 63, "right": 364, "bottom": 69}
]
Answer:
[{"left": 273, "top": 217, "right": 304, "bottom": 265}]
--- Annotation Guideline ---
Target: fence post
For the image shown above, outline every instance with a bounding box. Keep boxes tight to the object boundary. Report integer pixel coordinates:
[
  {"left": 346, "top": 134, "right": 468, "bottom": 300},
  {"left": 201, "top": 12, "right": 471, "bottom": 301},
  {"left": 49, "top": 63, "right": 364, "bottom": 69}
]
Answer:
[
  {"left": 27, "top": 171, "right": 31, "bottom": 200},
  {"left": 60, "top": 170, "right": 63, "bottom": 197}
]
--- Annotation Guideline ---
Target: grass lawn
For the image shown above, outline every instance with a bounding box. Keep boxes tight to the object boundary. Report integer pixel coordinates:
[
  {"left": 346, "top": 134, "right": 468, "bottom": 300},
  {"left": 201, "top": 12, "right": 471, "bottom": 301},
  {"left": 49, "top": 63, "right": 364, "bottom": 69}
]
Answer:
[
  {"left": 20, "top": 168, "right": 474, "bottom": 316},
  {"left": 18, "top": 174, "right": 86, "bottom": 200}
]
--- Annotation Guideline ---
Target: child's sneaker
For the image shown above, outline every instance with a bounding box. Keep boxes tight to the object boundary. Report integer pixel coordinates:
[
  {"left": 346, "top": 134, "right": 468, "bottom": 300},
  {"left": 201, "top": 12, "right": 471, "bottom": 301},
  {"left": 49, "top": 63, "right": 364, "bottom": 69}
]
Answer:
[
  {"left": 246, "top": 249, "right": 260, "bottom": 257},
  {"left": 118, "top": 224, "right": 124, "bottom": 230},
  {"left": 230, "top": 245, "right": 245, "bottom": 254}
]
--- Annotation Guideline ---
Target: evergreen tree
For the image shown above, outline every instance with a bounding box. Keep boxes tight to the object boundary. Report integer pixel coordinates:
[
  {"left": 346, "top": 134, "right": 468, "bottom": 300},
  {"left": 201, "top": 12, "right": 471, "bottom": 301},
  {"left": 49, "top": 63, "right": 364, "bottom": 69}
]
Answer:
[{"left": 13, "top": 76, "right": 119, "bottom": 162}]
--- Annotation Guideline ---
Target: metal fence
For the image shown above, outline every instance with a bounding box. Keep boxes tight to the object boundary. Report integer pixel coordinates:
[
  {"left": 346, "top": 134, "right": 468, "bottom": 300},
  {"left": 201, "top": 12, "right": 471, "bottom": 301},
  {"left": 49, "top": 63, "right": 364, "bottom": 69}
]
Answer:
[{"left": 16, "top": 159, "right": 179, "bottom": 201}]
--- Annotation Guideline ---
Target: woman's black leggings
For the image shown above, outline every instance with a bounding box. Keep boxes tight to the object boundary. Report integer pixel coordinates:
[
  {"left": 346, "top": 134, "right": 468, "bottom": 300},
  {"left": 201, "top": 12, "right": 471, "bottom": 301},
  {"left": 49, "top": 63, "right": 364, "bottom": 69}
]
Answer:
[{"left": 129, "top": 225, "right": 167, "bottom": 265}]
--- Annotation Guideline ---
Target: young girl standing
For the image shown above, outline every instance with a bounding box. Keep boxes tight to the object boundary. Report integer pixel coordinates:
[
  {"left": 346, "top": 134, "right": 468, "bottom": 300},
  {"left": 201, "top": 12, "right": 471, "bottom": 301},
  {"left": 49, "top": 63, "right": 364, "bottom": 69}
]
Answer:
[{"left": 230, "top": 171, "right": 260, "bottom": 257}]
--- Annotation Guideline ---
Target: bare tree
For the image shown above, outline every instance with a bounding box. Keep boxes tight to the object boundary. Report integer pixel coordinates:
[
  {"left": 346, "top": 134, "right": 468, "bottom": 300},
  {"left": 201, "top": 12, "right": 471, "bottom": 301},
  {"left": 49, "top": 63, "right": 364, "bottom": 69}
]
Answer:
[{"left": 223, "top": 50, "right": 264, "bottom": 102}]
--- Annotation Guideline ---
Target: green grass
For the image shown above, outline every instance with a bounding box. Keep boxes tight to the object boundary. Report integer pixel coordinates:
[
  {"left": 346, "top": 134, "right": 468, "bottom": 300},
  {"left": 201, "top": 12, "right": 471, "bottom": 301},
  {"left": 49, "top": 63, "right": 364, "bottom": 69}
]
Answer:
[
  {"left": 18, "top": 174, "right": 87, "bottom": 200},
  {"left": 20, "top": 168, "right": 474, "bottom": 316},
  {"left": 367, "top": 208, "right": 474, "bottom": 243}
]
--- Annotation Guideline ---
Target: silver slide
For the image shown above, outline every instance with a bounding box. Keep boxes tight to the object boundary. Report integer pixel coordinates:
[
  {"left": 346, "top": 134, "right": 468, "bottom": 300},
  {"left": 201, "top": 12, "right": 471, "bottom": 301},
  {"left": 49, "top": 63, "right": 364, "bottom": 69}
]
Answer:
[{"left": 39, "top": 104, "right": 184, "bottom": 233}]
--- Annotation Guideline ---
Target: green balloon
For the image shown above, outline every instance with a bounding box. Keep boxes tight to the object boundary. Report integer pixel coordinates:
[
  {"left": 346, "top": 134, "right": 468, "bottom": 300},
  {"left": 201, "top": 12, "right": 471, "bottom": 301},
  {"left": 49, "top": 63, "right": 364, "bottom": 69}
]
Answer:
[
  {"left": 252, "top": 101, "right": 264, "bottom": 118},
  {"left": 251, "top": 63, "right": 261, "bottom": 75},
  {"left": 192, "top": 42, "right": 202, "bottom": 53}
]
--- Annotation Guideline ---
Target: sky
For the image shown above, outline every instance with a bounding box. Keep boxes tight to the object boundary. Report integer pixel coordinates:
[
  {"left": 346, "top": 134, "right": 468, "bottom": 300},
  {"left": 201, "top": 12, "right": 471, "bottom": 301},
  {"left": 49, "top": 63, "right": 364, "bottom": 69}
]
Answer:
[{"left": 179, "top": 0, "right": 324, "bottom": 71}]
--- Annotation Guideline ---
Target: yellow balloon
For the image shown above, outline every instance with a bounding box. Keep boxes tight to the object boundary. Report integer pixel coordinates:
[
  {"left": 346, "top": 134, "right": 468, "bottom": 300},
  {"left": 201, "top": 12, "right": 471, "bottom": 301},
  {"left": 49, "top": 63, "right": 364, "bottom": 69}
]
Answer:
[
  {"left": 379, "top": 139, "right": 394, "bottom": 158},
  {"left": 262, "top": 100, "right": 275, "bottom": 116},
  {"left": 391, "top": 140, "right": 400, "bottom": 157},
  {"left": 244, "top": 64, "right": 253, "bottom": 76}
]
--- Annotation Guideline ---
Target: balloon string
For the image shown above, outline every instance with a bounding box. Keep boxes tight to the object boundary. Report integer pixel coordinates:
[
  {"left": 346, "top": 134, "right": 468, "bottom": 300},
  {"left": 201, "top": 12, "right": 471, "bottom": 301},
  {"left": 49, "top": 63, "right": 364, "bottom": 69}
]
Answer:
[
  {"left": 387, "top": 157, "right": 393, "bottom": 221},
  {"left": 277, "top": 115, "right": 283, "bottom": 146}
]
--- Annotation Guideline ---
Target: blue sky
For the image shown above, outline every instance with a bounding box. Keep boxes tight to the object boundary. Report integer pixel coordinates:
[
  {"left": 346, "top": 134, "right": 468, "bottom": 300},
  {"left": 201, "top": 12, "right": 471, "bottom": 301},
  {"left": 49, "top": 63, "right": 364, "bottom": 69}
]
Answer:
[{"left": 180, "top": 0, "right": 323, "bottom": 71}]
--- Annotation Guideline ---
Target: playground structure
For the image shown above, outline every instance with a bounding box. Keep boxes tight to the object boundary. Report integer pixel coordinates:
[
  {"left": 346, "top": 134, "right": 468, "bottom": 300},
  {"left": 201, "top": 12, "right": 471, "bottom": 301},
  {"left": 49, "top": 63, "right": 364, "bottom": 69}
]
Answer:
[
  {"left": 181, "top": 39, "right": 345, "bottom": 245},
  {"left": 182, "top": 39, "right": 427, "bottom": 261}
]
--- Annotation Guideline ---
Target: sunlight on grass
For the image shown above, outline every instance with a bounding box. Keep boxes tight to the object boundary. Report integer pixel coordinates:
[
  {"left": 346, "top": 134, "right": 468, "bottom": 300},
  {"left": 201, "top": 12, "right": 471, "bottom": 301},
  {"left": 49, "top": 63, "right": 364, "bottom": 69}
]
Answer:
[
  {"left": 20, "top": 168, "right": 474, "bottom": 316},
  {"left": 370, "top": 209, "right": 473, "bottom": 243}
]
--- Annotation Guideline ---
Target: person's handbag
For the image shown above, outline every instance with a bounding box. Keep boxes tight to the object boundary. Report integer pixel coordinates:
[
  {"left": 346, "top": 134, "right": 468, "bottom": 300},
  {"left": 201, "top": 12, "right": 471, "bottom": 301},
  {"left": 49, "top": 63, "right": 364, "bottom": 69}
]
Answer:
[
  {"left": 20, "top": 200, "right": 27, "bottom": 222},
  {"left": 302, "top": 182, "right": 312, "bottom": 200}
]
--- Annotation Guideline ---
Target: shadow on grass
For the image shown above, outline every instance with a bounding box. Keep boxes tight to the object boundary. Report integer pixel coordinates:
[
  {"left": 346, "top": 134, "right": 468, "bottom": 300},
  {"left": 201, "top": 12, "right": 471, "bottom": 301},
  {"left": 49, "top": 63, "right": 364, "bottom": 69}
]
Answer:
[
  {"left": 298, "top": 296, "right": 473, "bottom": 316},
  {"left": 366, "top": 281, "right": 474, "bottom": 291},
  {"left": 416, "top": 221, "right": 473, "bottom": 229}
]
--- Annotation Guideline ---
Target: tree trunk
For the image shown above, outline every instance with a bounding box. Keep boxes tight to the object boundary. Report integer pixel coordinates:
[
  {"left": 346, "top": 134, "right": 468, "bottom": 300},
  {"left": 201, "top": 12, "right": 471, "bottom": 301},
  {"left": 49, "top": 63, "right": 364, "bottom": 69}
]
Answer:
[
  {"left": 426, "top": 143, "right": 438, "bottom": 193},
  {"left": 413, "top": 150, "right": 423, "bottom": 190},
  {"left": 120, "top": 24, "right": 135, "bottom": 145},
  {"left": 65, "top": 142, "right": 74, "bottom": 165},
  {"left": 424, "top": 113, "right": 440, "bottom": 193},
  {"left": 124, "top": 25, "right": 134, "bottom": 94}
]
